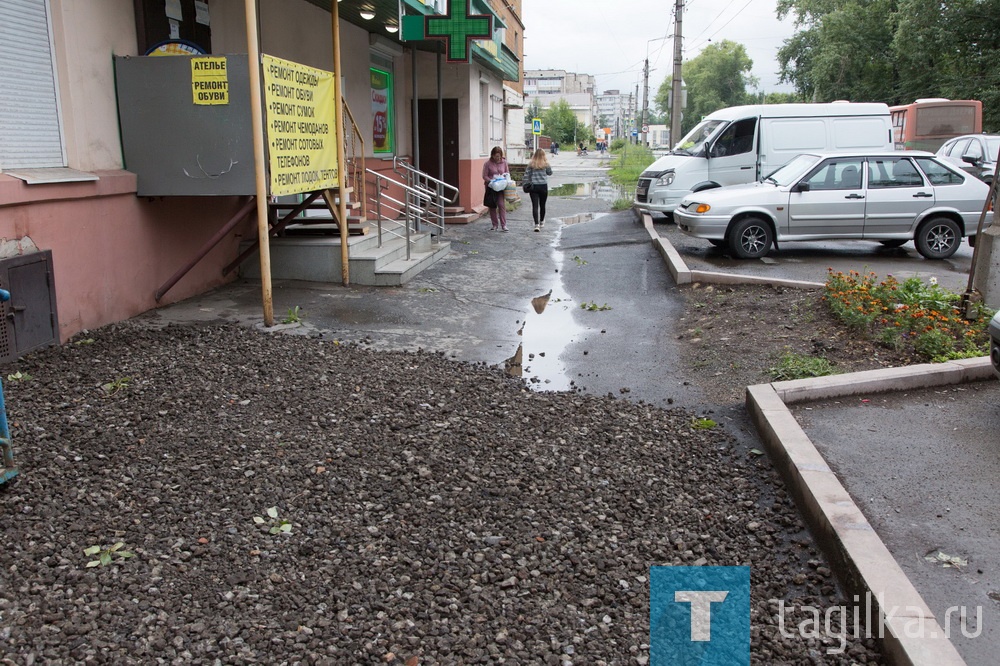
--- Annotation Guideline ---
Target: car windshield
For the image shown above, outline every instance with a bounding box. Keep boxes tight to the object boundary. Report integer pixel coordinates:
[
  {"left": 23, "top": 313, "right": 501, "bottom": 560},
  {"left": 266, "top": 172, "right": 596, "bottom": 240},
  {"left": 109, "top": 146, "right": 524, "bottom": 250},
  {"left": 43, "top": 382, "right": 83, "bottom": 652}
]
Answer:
[
  {"left": 987, "top": 137, "right": 1000, "bottom": 161},
  {"left": 763, "top": 154, "right": 819, "bottom": 186},
  {"left": 672, "top": 120, "right": 726, "bottom": 156}
]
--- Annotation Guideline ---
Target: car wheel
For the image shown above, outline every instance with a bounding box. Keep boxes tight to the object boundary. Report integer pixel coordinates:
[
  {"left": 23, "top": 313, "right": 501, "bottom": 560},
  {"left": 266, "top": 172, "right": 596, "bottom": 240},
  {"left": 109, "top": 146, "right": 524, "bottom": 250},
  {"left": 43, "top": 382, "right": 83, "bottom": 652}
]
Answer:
[
  {"left": 879, "top": 240, "right": 907, "bottom": 248},
  {"left": 915, "top": 217, "right": 962, "bottom": 259},
  {"left": 728, "top": 217, "right": 773, "bottom": 259}
]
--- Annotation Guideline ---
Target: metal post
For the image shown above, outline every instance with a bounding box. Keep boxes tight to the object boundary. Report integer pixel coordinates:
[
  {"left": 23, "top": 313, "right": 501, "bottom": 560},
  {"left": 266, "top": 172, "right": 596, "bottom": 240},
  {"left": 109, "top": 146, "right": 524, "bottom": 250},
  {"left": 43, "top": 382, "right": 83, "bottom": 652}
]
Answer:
[
  {"left": 437, "top": 50, "right": 444, "bottom": 185},
  {"left": 641, "top": 58, "right": 649, "bottom": 146},
  {"left": 412, "top": 44, "right": 420, "bottom": 232}
]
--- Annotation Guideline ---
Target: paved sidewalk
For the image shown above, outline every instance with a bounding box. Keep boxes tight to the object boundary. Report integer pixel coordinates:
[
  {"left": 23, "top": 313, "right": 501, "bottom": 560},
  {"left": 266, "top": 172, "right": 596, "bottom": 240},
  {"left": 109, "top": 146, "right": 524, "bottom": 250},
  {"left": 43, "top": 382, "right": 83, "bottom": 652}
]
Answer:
[{"left": 647, "top": 214, "right": 999, "bottom": 665}]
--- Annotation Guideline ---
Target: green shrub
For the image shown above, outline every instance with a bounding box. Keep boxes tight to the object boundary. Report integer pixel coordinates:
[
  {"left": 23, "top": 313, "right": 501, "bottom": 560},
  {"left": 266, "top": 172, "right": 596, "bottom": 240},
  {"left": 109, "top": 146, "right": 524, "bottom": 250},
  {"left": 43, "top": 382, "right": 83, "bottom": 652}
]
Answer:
[
  {"left": 824, "top": 269, "right": 995, "bottom": 362},
  {"left": 768, "top": 353, "right": 836, "bottom": 381}
]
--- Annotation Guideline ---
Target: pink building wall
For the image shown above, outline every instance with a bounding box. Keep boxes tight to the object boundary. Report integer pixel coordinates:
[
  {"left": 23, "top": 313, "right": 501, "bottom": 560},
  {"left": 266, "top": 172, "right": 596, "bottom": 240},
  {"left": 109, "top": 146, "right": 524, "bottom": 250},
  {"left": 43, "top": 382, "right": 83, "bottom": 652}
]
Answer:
[{"left": 0, "top": 172, "right": 250, "bottom": 342}]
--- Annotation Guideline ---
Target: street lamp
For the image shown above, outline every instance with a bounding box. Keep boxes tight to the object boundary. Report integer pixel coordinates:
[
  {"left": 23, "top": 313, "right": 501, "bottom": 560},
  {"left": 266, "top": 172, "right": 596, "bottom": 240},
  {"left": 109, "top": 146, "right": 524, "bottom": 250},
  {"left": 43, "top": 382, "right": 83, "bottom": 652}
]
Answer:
[{"left": 642, "top": 36, "right": 669, "bottom": 146}]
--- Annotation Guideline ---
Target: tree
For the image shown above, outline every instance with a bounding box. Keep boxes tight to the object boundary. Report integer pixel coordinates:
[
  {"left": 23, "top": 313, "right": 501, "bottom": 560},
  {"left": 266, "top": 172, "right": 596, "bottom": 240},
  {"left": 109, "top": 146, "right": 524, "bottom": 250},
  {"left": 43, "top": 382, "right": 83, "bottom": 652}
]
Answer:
[
  {"left": 656, "top": 40, "right": 757, "bottom": 134},
  {"left": 777, "top": 0, "right": 898, "bottom": 103},
  {"left": 776, "top": 0, "right": 1000, "bottom": 130},
  {"left": 892, "top": 0, "right": 1000, "bottom": 130},
  {"left": 541, "top": 99, "right": 585, "bottom": 145}
]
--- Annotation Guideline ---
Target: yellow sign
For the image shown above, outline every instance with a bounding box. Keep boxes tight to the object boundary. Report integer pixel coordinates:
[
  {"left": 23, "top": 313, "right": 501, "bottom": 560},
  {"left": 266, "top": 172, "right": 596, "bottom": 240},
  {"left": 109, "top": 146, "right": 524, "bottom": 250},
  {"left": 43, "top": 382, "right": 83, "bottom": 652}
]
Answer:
[
  {"left": 191, "top": 57, "right": 229, "bottom": 105},
  {"left": 262, "top": 54, "right": 339, "bottom": 195}
]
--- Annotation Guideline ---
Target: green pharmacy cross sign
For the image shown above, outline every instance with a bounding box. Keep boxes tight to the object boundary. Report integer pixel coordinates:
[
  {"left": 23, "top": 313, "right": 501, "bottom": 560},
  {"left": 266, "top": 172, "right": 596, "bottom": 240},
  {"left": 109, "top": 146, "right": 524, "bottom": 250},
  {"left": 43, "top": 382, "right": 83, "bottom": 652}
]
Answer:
[{"left": 424, "top": 0, "right": 493, "bottom": 63}]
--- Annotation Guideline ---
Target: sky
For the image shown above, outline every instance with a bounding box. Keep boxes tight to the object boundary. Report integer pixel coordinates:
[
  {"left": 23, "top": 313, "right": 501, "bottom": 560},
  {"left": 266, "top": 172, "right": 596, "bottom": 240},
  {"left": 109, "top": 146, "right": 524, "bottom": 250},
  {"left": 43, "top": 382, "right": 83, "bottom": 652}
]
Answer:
[{"left": 520, "top": 0, "right": 799, "bottom": 101}]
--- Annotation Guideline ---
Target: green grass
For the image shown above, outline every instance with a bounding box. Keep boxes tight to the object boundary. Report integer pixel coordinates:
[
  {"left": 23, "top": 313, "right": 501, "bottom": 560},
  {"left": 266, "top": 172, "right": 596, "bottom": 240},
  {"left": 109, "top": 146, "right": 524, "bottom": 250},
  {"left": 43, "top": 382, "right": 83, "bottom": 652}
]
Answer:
[
  {"left": 768, "top": 353, "right": 836, "bottom": 381},
  {"left": 607, "top": 145, "right": 655, "bottom": 188}
]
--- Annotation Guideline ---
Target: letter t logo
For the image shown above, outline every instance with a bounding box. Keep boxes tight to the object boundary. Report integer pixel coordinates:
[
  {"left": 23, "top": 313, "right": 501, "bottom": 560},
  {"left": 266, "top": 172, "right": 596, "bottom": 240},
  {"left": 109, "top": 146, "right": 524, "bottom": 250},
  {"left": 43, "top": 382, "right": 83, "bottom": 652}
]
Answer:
[
  {"left": 674, "top": 590, "right": 729, "bottom": 641},
  {"left": 650, "top": 566, "right": 749, "bottom": 665}
]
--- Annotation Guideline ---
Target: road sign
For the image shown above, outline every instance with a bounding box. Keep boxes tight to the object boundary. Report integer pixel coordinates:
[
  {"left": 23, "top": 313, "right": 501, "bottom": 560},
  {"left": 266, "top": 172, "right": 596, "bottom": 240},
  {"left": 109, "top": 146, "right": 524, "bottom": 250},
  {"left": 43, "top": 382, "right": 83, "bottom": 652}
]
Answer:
[
  {"left": 641, "top": 124, "right": 649, "bottom": 133},
  {"left": 631, "top": 129, "right": 638, "bottom": 136},
  {"left": 532, "top": 118, "right": 541, "bottom": 135}
]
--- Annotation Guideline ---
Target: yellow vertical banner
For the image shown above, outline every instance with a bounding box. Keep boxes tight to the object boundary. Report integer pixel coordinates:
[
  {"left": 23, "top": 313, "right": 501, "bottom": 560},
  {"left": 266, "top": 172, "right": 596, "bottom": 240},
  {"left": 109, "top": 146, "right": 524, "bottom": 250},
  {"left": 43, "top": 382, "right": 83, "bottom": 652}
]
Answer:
[
  {"left": 191, "top": 57, "right": 229, "bottom": 105},
  {"left": 262, "top": 54, "right": 339, "bottom": 195}
]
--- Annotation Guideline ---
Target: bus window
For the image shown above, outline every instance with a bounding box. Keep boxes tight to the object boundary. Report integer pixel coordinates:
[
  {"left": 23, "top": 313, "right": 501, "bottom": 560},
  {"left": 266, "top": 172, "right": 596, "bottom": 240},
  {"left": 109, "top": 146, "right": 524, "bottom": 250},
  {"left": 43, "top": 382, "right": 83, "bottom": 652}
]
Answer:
[{"left": 888, "top": 99, "right": 982, "bottom": 152}]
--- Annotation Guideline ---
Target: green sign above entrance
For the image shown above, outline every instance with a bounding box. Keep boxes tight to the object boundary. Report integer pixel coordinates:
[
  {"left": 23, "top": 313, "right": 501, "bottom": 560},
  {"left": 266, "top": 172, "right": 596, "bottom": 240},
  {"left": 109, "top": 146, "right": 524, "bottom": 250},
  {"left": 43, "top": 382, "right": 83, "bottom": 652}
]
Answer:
[{"left": 422, "top": 0, "right": 493, "bottom": 63}]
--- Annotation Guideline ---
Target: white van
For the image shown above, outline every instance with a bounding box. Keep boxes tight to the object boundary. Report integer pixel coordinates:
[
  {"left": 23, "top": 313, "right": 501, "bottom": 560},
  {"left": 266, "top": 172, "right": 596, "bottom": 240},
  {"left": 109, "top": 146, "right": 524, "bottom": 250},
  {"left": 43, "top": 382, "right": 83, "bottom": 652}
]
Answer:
[{"left": 634, "top": 103, "right": 893, "bottom": 216}]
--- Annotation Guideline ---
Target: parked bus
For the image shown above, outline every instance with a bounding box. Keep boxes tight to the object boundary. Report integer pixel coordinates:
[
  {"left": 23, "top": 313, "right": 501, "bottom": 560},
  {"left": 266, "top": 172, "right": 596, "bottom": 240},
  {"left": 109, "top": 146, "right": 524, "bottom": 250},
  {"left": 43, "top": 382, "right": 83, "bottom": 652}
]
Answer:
[{"left": 889, "top": 98, "right": 982, "bottom": 151}]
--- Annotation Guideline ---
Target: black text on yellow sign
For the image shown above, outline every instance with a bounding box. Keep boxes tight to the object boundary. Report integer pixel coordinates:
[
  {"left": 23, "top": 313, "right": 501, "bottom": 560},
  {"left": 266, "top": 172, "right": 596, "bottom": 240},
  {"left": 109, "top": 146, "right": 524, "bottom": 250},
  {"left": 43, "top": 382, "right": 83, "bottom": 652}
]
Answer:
[
  {"left": 262, "top": 54, "right": 339, "bottom": 196},
  {"left": 191, "top": 57, "right": 229, "bottom": 105}
]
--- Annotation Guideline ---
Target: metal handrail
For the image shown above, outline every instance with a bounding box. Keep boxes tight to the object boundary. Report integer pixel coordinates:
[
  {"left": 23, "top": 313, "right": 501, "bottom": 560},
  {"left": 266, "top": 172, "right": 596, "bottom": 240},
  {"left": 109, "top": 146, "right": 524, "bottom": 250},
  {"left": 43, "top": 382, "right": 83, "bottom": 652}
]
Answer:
[
  {"left": 393, "top": 156, "right": 460, "bottom": 203},
  {"left": 341, "top": 102, "right": 366, "bottom": 210},
  {"left": 392, "top": 157, "right": 459, "bottom": 239},
  {"left": 365, "top": 167, "right": 447, "bottom": 260}
]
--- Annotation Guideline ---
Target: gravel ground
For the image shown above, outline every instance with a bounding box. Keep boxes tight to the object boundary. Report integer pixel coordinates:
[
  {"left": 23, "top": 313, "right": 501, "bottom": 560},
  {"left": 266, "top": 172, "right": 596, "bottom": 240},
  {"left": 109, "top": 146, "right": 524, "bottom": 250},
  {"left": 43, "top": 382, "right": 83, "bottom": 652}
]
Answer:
[{"left": 0, "top": 322, "right": 882, "bottom": 664}]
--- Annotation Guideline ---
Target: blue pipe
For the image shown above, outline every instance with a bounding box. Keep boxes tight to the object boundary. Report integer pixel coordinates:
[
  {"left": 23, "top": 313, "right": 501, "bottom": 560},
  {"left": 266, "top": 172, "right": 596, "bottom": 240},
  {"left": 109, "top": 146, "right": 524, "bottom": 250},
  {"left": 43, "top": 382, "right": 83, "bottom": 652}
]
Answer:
[{"left": 0, "top": 288, "right": 17, "bottom": 485}]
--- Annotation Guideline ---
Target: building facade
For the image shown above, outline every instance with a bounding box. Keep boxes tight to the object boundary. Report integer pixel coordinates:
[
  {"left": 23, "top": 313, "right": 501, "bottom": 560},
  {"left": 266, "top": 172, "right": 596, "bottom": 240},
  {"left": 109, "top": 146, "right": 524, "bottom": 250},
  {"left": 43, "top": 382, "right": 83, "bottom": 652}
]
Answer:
[
  {"left": 595, "top": 90, "right": 636, "bottom": 140},
  {"left": 0, "top": 0, "right": 523, "bottom": 343},
  {"left": 522, "top": 69, "right": 598, "bottom": 137}
]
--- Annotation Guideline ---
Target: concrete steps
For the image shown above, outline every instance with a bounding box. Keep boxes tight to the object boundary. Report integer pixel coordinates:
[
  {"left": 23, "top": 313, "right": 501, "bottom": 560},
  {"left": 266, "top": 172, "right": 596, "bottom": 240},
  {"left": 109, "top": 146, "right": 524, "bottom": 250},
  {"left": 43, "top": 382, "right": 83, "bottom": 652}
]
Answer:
[
  {"left": 443, "top": 205, "right": 487, "bottom": 225},
  {"left": 238, "top": 220, "right": 451, "bottom": 286}
]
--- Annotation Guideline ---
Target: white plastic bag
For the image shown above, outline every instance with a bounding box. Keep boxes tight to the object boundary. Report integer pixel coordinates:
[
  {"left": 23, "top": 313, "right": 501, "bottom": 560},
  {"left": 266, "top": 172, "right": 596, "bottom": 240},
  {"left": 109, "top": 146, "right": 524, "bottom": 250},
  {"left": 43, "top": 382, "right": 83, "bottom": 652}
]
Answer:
[{"left": 489, "top": 176, "right": 508, "bottom": 192}]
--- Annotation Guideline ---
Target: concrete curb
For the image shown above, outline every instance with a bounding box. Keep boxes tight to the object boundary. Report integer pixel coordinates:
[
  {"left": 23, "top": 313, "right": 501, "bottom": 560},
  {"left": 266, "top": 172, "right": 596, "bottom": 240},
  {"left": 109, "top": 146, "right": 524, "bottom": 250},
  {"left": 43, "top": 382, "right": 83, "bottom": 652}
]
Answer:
[
  {"left": 639, "top": 209, "right": 985, "bottom": 665},
  {"left": 747, "top": 361, "right": 991, "bottom": 666},
  {"left": 641, "top": 212, "right": 824, "bottom": 290}
]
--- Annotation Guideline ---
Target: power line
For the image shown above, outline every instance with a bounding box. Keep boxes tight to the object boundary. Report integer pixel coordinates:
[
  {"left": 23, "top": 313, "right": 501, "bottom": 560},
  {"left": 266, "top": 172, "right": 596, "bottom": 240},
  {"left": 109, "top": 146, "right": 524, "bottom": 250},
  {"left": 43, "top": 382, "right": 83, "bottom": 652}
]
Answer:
[
  {"left": 686, "top": 0, "right": 742, "bottom": 45},
  {"left": 687, "top": 0, "right": 757, "bottom": 53}
]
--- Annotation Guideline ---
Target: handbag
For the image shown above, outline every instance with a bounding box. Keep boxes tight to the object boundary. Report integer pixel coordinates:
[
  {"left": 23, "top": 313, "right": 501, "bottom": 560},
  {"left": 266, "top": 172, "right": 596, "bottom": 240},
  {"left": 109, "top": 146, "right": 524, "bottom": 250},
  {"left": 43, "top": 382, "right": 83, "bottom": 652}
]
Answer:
[
  {"left": 483, "top": 187, "right": 498, "bottom": 208},
  {"left": 522, "top": 180, "right": 532, "bottom": 193}
]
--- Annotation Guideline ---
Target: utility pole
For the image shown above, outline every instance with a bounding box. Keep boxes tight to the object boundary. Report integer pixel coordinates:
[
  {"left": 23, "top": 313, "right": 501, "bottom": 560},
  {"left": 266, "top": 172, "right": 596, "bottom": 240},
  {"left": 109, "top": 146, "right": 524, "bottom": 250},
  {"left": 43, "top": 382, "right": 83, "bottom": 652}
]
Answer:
[
  {"left": 633, "top": 85, "right": 638, "bottom": 143},
  {"left": 669, "top": 0, "right": 684, "bottom": 147},
  {"left": 641, "top": 57, "right": 649, "bottom": 146}
]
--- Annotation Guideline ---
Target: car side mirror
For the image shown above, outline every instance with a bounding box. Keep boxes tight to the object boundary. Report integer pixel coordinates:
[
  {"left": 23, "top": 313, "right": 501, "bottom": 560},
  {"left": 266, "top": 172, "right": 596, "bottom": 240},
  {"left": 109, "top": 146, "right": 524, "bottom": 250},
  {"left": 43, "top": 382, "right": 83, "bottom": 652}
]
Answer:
[
  {"left": 794, "top": 181, "right": 811, "bottom": 193},
  {"left": 962, "top": 154, "right": 981, "bottom": 166}
]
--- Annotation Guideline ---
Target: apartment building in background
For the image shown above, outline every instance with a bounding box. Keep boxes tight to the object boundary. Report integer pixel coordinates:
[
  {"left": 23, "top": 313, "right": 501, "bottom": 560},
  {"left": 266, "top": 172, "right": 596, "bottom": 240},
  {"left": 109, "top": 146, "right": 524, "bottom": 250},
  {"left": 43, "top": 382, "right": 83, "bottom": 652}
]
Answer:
[
  {"left": 596, "top": 89, "right": 636, "bottom": 140},
  {"left": 523, "top": 69, "right": 597, "bottom": 135}
]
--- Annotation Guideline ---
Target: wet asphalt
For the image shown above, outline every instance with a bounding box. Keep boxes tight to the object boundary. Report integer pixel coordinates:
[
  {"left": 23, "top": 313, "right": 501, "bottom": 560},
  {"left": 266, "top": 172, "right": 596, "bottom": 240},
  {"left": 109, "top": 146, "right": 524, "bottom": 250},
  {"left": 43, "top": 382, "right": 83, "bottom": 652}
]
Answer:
[{"left": 139, "top": 150, "right": 1000, "bottom": 663}]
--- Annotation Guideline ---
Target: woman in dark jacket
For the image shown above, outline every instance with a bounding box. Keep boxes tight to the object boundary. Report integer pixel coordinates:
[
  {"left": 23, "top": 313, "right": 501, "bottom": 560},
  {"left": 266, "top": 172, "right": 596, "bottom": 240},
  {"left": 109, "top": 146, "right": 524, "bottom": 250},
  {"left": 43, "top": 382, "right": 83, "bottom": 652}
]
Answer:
[
  {"left": 482, "top": 146, "right": 509, "bottom": 231},
  {"left": 523, "top": 149, "right": 553, "bottom": 232}
]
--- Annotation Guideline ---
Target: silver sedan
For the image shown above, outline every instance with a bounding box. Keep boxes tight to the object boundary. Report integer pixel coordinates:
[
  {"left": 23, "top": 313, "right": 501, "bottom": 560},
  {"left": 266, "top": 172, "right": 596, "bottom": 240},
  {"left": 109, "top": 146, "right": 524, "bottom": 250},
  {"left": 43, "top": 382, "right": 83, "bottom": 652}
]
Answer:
[{"left": 674, "top": 151, "right": 992, "bottom": 259}]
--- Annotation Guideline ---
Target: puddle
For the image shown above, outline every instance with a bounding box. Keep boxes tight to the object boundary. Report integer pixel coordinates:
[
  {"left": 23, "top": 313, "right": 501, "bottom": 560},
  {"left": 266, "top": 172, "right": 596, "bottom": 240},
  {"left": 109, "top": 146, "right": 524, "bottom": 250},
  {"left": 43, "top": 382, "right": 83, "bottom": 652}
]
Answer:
[
  {"left": 504, "top": 235, "right": 587, "bottom": 391},
  {"left": 550, "top": 180, "right": 634, "bottom": 203}
]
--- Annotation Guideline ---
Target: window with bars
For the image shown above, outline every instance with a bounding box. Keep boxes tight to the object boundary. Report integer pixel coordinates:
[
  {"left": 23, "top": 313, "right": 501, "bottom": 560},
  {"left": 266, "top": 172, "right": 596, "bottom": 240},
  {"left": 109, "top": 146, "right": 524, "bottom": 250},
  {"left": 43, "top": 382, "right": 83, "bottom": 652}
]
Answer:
[{"left": 489, "top": 93, "right": 504, "bottom": 144}]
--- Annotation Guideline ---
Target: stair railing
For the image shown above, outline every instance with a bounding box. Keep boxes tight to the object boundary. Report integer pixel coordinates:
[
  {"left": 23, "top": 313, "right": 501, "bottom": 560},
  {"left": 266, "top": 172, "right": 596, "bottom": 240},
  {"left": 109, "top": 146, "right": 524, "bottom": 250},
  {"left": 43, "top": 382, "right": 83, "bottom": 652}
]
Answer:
[
  {"left": 365, "top": 168, "right": 445, "bottom": 261},
  {"left": 392, "top": 157, "right": 459, "bottom": 238},
  {"left": 341, "top": 102, "right": 366, "bottom": 213}
]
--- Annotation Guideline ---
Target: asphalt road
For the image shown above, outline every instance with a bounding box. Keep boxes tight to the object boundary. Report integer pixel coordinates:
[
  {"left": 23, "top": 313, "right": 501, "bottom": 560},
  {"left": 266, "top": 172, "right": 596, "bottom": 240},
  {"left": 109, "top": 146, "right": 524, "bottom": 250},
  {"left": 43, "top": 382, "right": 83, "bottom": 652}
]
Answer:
[
  {"left": 655, "top": 216, "right": 980, "bottom": 294},
  {"left": 648, "top": 212, "right": 1000, "bottom": 665},
  {"left": 790, "top": 382, "right": 1000, "bottom": 666}
]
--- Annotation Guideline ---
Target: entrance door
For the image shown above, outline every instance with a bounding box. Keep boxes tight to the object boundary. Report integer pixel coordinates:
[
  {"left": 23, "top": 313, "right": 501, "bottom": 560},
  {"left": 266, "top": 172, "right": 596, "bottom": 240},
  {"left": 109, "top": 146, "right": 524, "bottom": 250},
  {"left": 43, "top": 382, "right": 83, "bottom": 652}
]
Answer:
[{"left": 416, "top": 98, "right": 459, "bottom": 190}]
